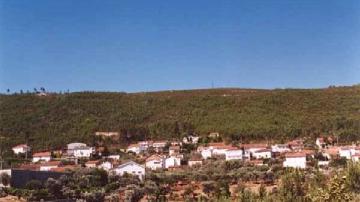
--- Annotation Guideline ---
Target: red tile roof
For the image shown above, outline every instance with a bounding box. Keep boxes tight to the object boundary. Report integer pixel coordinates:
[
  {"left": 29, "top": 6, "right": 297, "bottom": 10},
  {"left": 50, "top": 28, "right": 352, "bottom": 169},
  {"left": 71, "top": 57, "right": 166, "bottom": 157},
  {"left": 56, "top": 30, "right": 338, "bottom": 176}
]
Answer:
[
  {"left": 33, "top": 151, "right": 51, "bottom": 157},
  {"left": 85, "top": 160, "right": 100, "bottom": 165},
  {"left": 146, "top": 154, "right": 164, "bottom": 162},
  {"left": 50, "top": 165, "right": 79, "bottom": 173},
  {"left": 13, "top": 144, "right": 29, "bottom": 149},
  {"left": 40, "top": 161, "right": 61, "bottom": 167},
  {"left": 285, "top": 152, "right": 306, "bottom": 158},
  {"left": 242, "top": 144, "right": 268, "bottom": 149},
  {"left": 127, "top": 144, "right": 139, "bottom": 148},
  {"left": 254, "top": 149, "right": 271, "bottom": 153}
]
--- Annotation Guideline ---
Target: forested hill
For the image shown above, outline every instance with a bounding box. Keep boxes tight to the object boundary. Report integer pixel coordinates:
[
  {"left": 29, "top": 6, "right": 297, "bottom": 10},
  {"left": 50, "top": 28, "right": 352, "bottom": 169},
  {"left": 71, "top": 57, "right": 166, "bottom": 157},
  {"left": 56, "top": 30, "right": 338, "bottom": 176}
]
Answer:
[{"left": 1, "top": 86, "right": 360, "bottom": 151}]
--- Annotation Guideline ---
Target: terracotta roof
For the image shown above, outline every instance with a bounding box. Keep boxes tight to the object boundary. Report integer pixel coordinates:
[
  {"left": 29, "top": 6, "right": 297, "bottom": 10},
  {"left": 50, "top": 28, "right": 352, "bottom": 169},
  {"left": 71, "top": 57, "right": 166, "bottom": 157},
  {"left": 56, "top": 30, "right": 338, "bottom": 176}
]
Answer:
[
  {"left": 242, "top": 144, "right": 268, "bottom": 149},
  {"left": 303, "top": 149, "right": 316, "bottom": 155},
  {"left": 169, "top": 146, "right": 180, "bottom": 150},
  {"left": 208, "top": 142, "right": 227, "bottom": 147},
  {"left": 285, "top": 152, "right": 306, "bottom": 158},
  {"left": 254, "top": 149, "right": 271, "bottom": 153},
  {"left": 13, "top": 144, "right": 29, "bottom": 149},
  {"left": 50, "top": 165, "right": 79, "bottom": 173},
  {"left": 33, "top": 151, "right": 51, "bottom": 157},
  {"left": 146, "top": 154, "right": 164, "bottom": 162},
  {"left": 18, "top": 164, "right": 40, "bottom": 170},
  {"left": 215, "top": 145, "right": 238, "bottom": 150},
  {"left": 317, "top": 138, "right": 325, "bottom": 143},
  {"left": 226, "top": 148, "right": 243, "bottom": 151},
  {"left": 85, "top": 160, "right": 100, "bottom": 165},
  {"left": 127, "top": 144, "right": 139, "bottom": 148},
  {"left": 40, "top": 161, "right": 61, "bottom": 167}
]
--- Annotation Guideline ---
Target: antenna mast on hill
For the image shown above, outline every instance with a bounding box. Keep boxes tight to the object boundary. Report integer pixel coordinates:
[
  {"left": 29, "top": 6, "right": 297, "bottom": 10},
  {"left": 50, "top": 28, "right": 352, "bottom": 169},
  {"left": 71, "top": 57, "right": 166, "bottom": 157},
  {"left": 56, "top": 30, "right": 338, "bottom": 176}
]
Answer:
[{"left": 211, "top": 81, "right": 214, "bottom": 89}]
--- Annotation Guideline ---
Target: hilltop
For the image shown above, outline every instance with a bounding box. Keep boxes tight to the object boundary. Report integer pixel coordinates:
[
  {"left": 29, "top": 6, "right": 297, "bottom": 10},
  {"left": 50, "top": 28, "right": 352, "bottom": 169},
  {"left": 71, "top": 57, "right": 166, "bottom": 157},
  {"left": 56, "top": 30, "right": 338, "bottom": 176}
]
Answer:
[{"left": 0, "top": 86, "right": 359, "bottom": 151}]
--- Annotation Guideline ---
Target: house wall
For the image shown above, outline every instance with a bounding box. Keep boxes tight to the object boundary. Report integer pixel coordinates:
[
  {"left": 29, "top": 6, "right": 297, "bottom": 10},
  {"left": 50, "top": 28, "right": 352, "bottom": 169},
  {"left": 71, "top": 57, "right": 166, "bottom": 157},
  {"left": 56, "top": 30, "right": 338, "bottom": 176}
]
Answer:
[
  {"left": 145, "top": 160, "right": 164, "bottom": 170},
  {"left": 339, "top": 149, "right": 352, "bottom": 159},
  {"left": 225, "top": 150, "right": 243, "bottom": 161},
  {"left": 40, "top": 165, "right": 58, "bottom": 171},
  {"left": 188, "top": 161, "right": 202, "bottom": 167},
  {"left": 74, "top": 148, "right": 93, "bottom": 158},
  {"left": 283, "top": 157, "right": 306, "bottom": 169},
  {"left": 12, "top": 147, "right": 28, "bottom": 154},
  {"left": 32, "top": 156, "right": 51, "bottom": 163},
  {"left": 201, "top": 149, "right": 212, "bottom": 159},
  {"left": 99, "top": 162, "right": 113, "bottom": 171},
  {"left": 253, "top": 151, "right": 272, "bottom": 159},
  {"left": 113, "top": 164, "right": 145, "bottom": 180},
  {"left": 165, "top": 157, "right": 181, "bottom": 168}
]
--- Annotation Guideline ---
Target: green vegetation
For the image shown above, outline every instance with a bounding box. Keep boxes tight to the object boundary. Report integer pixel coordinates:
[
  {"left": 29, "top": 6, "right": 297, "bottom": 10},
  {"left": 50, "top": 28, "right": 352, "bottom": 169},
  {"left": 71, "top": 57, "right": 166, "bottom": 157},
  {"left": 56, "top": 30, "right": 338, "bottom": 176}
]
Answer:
[
  {"left": 1, "top": 86, "right": 359, "bottom": 152},
  {"left": 3, "top": 161, "right": 360, "bottom": 201}
]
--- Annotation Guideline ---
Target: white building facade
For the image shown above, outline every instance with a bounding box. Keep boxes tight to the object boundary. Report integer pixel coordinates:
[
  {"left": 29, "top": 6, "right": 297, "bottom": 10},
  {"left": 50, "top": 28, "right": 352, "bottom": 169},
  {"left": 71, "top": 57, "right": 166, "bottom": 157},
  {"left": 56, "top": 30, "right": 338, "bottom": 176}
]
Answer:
[
  {"left": 113, "top": 161, "right": 145, "bottom": 180},
  {"left": 283, "top": 153, "right": 306, "bottom": 169},
  {"left": 225, "top": 149, "right": 243, "bottom": 161}
]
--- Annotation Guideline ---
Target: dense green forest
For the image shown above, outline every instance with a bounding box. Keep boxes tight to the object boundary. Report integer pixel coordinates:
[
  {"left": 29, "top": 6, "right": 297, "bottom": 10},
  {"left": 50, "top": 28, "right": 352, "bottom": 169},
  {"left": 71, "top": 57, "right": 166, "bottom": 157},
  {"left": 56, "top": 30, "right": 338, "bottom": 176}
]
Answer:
[{"left": 0, "top": 86, "right": 359, "bottom": 152}]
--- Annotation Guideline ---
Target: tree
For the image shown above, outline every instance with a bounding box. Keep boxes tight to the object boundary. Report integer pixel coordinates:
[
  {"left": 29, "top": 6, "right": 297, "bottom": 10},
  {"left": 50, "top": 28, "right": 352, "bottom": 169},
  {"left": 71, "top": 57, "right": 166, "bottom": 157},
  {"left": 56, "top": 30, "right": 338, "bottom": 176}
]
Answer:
[
  {"left": 278, "top": 169, "right": 306, "bottom": 201},
  {"left": 25, "top": 180, "right": 43, "bottom": 190},
  {"left": 0, "top": 173, "right": 10, "bottom": 186},
  {"left": 346, "top": 162, "right": 360, "bottom": 193},
  {"left": 258, "top": 183, "right": 267, "bottom": 199},
  {"left": 308, "top": 174, "right": 352, "bottom": 202},
  {"left": 202, "top": 181, "right": 216, "bottom": 198}
]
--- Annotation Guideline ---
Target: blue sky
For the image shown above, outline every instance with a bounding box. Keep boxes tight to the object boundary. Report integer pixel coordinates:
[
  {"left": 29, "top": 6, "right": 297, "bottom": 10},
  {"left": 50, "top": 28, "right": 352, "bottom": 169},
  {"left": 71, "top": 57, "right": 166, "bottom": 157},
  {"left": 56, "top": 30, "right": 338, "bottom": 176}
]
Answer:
[{"left": 1, "top": 0, "right": 359, "bottom": 93}]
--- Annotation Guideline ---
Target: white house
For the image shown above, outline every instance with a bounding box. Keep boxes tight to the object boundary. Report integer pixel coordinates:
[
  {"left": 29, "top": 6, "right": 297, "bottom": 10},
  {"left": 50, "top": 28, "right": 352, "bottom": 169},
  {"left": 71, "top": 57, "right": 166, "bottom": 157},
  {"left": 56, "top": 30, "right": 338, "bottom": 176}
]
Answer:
[
  {"left": 85, "top": 160, "right": 100, "bottom": 168},
  {"left": 182, "top": 135, "right": 199, "bottom": 144},
  {"left": 12, "top": 144, "right": 31, "bottom": 155},
  {"left": 67, "top": 143, "right": 87, "bottom": 155},
  {"left": 287, "top": 139, "right": 304, "bottom": 151},
  {"left": 225, "top": 149, "right": 243, "bottom": 161},
  {"left": 271, "top": 144, "right": 291, "bottom": 153},
  {"left": 138, "top": 141, "right": 152, "bottom": 152},
  {"left": 32, "top": 152, "right": 52, "bottom": 162},
  {"left": 253, "top": 149, "right": 272, "bottom": 159},
  {"left": 169, "top": 146, "right": 180, "bottom": 156},
  {"left": 242, "top": 144, "right": 268, "bottom": 159},
  {"left": 73, "top": 146, "right": 95, "bottom": 158},
  {"left": 283, "top": 153, "right": 306, "bottom": 169},
  {"left": 112, "top": 161, "right": 145, "bottom": 180},
  {"left": 201, "top": 148, "right": 213, "bottom": 159},
  {"left": 352, "top": 154, "right": 360, "bottom": 162},
  {"left": 188, "top": 158, "right": 203, "bottom": 167},
  {"left": 145, "top": 155, "right": 165, "bottom": 170},
  {"left": 98, "top": 161, "right": 113, "bottom": 171},
  {"left": 39, "top": 161, "right": 61, "bottom": 171},
  {"left": 152, "top": 141, "right": 167, "bottom": 152},
  {"left": 316, "top": 138, "right": 326, "bottom": 149},
  {"left": 164, "top": 156, "right": 181, "bottom": 168},
  {"left": 0, "top": 169, "right": 11, "bottom": 187},
  {"left": 106, "top": 154, "right": 120, "bottom": 161},
  {"left": 95, "top": 132, "right": 119, "bottom": 137},
  {"left": 339, "top": 146, "right": 358, "bottom": 159},
  {"left": 208, "top": 143, "right": 237, "bottom": 156},
  {"left": 127, "top": 144, "right": 141, "bottom": 154}
]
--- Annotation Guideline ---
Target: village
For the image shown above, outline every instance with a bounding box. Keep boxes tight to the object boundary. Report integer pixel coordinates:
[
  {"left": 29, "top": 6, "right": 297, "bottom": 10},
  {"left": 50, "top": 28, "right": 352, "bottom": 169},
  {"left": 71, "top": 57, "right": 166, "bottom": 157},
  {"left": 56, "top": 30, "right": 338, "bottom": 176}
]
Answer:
[{"left": 1, "top": 131, "right": 360, "bottom": 200}]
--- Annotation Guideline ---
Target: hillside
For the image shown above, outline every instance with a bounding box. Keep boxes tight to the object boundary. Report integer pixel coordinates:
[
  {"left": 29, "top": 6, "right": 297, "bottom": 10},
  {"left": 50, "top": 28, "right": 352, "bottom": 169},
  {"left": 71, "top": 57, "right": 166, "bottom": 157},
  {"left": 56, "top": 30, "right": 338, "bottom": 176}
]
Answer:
[{"left": 0, "top": 86, "right": 360, "bottom": 151}]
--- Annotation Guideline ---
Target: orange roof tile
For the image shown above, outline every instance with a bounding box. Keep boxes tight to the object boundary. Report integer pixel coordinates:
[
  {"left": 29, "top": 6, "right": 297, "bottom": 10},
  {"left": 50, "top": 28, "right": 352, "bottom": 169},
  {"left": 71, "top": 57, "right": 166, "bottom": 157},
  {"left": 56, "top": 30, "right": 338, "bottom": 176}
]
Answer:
[
  {"left": 285, "top": 152, "right": 306, "bottom": 158},
  {"left": 33, "top": 151, "right": 51, "bottom": 157}
]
